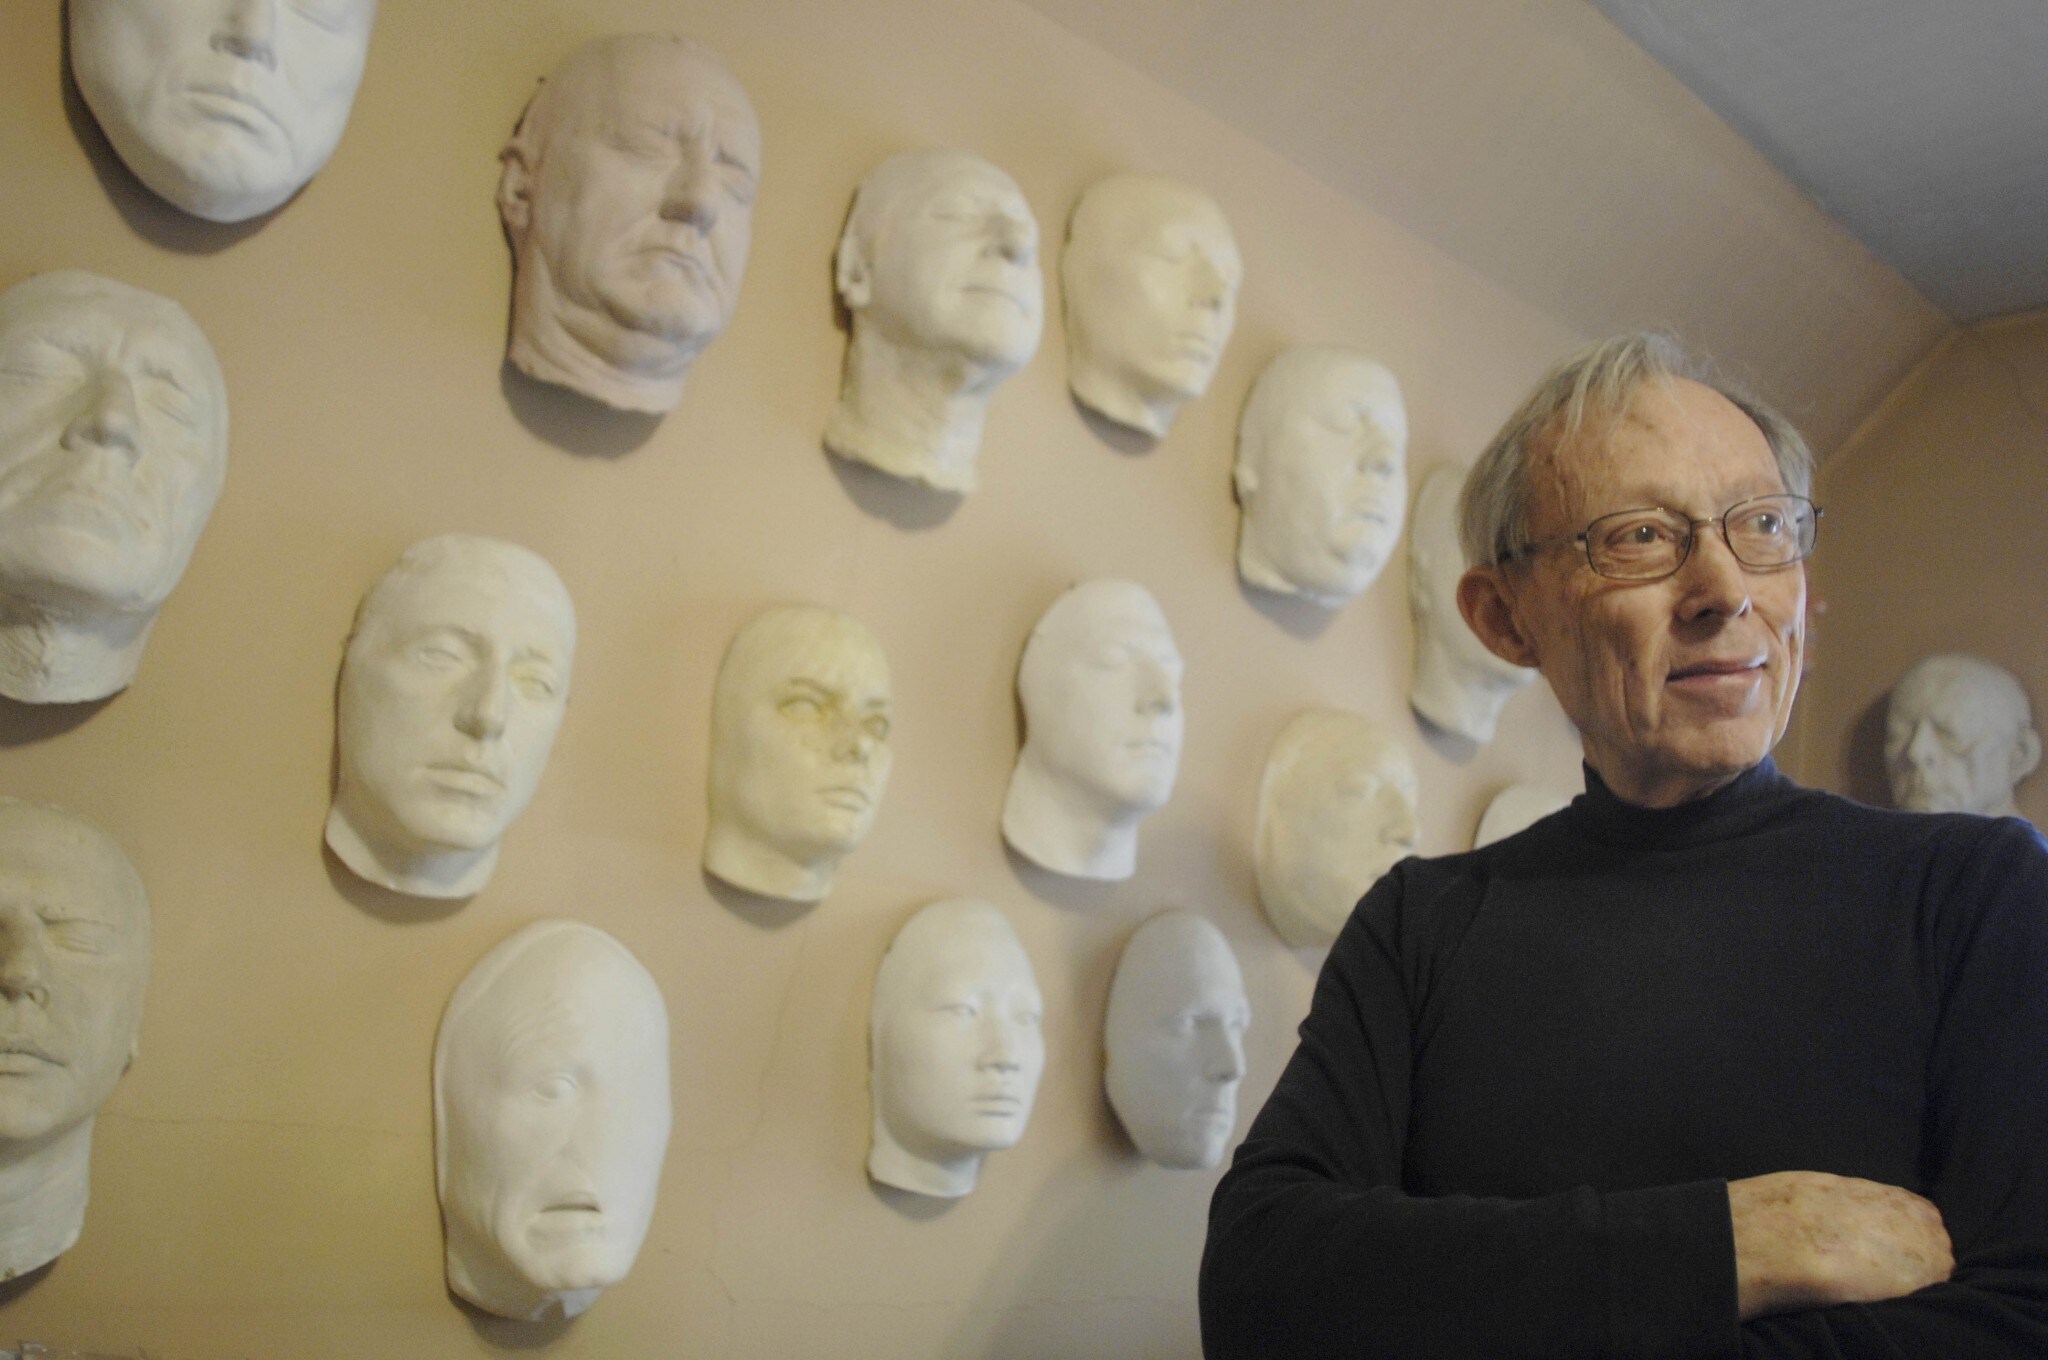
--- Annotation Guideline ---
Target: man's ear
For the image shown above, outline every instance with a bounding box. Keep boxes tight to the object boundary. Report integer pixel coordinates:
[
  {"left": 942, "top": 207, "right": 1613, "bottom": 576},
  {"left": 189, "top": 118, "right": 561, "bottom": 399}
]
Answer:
[
  {"left": 835, "top": 234, "right": 872, "bottom": 310},
  {"left": 497, "top": 143, "right": 534, "bottom": 240},
  {"left": 1457, "top": 566, "right": 1541, "bottom": 669}
]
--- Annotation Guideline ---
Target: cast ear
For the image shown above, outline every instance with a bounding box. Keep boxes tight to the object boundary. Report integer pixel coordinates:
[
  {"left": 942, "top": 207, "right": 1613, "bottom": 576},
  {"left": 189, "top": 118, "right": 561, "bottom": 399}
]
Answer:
[
  {"left": 497, "top": 144, "right": 534, "bottom": 239},
  {"left": 2014, "top": 724, "right": 2042, "bottom": 785},
  {"left": 835, "top": 234, "right": 872, "bottom": 310},
  {"left": 1456, "top": 566, "right": 1541, "bottom": 669},
  {"left": 1231, "top": 459, "right": 1257, "bottom": 504}
]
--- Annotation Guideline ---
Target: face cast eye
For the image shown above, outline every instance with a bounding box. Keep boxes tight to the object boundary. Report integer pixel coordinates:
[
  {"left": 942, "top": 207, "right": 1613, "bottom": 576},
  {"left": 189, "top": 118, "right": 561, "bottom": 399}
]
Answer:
[
  {"left": 44, "top": 917, "right": 113, "bottom": 955},
  {"left": 530, "top": 1072, "right": 579, "bottom": 1104},
  {"left": 512, "top": 666, "right": 561, "bottom": 702},
  {"left": 864, "top": 716, "right": 890, "bottom": 742},
  {"left": 778, "top": 695, "right": 826, "bottom": 721},
  {"left": 410, "top": 641, "right": 468, "bottom": 671}
]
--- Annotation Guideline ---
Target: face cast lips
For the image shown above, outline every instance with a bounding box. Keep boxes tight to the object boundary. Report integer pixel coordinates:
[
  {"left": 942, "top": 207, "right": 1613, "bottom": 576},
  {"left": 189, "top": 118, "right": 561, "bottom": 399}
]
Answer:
[{"left": 180, "top": 82, "right": 291, "bottom": 145}]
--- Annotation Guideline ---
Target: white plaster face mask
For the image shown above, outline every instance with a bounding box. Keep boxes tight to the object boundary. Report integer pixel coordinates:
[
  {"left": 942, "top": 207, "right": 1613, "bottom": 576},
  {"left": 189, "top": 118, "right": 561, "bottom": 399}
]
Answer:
[
  {"left": 1471, "top": 783, "right": 1572, "bottom": 849},
  {"left": 1003, "top": 579, "right": 1184, "bottom": 881},
  {"left": 826, "top": 148, "right": 1043, "bottom": 493},
  {"left": 869, "top": 899, "right": 1043, "bottom": 1199},
  {"left": 71, "top": 0, "right": 379, "bottom": 223},
  {"left": 0, "top": 271, "right": 228, "bottom": 704},
  {"left": 328, "top": 535, "right": 575, "bottom": 899},
  {"left": 1408, "top": 464, "right": 1534, "bottom": 743},
  {"left": 1255, "top": 709, "right": 1420, "bottom": 948},
  {"left": 435, "top": 921, "right": 671, "bottom": 1322},
  {"left": 1104, "top": 911, "right": 1249, "bottom": 1171},
  {"left": 1235, "top": 346, "right": 1407, "bottom": 605},
  {"left": 704, "top": 605, "right": 892, "bottom": 903},
  {"left": 1061, "top": 173, "right": 1241, "bottom": 438},
  {"left": 499, "top": 34, "right": 761, "bottom": 414},
  {"left": 0, "top": 798, "right": 151, "bottom": 1280},
  {"left": 1885, "top": 653, "right": 2040, "bottom": 818}
]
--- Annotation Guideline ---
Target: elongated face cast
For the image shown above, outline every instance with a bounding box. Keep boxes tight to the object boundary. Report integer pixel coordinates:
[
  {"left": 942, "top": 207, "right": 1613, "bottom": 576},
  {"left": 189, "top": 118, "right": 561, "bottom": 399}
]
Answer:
[{"left": 1105, "top": 912, "right": 1249, "bottom": 1170}]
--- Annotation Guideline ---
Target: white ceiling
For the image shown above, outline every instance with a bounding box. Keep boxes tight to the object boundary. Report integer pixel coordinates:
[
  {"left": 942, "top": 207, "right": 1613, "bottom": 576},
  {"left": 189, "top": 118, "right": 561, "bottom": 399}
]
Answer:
[{"left": 1589, "top": 0, "right": 2048, "bottom": 323}]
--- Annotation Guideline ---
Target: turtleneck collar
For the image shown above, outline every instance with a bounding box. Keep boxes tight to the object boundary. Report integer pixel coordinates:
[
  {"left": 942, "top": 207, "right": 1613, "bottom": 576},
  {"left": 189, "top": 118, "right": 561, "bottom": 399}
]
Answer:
[{"left": 1564, "top": 756, "right": 1802, "bottom": 851}]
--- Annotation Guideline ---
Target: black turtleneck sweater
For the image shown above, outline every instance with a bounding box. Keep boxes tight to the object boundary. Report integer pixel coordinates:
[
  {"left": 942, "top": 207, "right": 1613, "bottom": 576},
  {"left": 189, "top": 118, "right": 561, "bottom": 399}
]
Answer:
[{"left": 1202, "top": 759, "right": 2048, "bottom": 1358}]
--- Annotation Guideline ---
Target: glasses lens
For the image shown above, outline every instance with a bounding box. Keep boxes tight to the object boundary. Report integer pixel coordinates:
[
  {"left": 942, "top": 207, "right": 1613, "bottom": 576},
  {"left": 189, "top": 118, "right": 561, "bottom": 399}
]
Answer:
[
  {"left": 1584, "top": 507, "right": 1691, "bottom": 580},
  {"left": 1725, "top": 494, "right": 1816, "bottom": 567}
]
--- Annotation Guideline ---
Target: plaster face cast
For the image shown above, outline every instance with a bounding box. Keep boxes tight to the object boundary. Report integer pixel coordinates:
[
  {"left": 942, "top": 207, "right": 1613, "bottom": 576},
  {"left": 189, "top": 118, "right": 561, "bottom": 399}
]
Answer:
[
  {"left": 499, "top": 34, "right": 761, "bottom": 414},
  {"left": 1472, "top": 783, "right": 1573, "bottom": 849},
  {"left": 328, "top": 535, "right": 575, "bottom": 899},
  {"left": 1104, "top": 911, "right": 1250, "bottom": 1170},
  {"left": 1255, "top": 708, "right": 1420, "bottom": 949},
  {"left": 0, "top": 799, "right": 151, "bottom": 1281},
  {"left": 1885, "top": 653, "right": 2041, "bottom": 818},
  {"left": 1060, "top": 173, "right": 1242, "bottom": 438},
  {"left": 70, "top": 0, "right": 378, "bottom": 223},
  {"left": 826, "top": 149, "right": 1043, "bottom": 493},
  {"left": 704, "top": 605, "right": 893, "bottom": 902},
  {"left": 434, "top": 920, "right": 671, "bottom": 1322},
  {"left": 0, "top": 271, "right": 229, "bottom": 704},
  {"left": 1234, "top": 346, "right": 1408, "bottom": 605},
  {"left": 869, "top": 898, "right": 1044, "bottom": 1199},
  {"left": 1002, "top": 579, "right": 1185, "bottom": 881},
  {"left": 1408, "top": 464, "right": 1535, "bottom": 742}
]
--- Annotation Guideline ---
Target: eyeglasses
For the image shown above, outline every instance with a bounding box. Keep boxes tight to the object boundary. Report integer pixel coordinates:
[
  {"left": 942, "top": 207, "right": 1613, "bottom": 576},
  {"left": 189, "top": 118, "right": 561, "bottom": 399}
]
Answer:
[{"left": 1504, "top": 493, "right": 1822, "bottom": 582}]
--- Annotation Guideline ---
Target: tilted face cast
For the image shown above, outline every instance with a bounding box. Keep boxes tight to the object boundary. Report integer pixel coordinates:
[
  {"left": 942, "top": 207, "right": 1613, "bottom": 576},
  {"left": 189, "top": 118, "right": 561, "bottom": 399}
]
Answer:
[
  {"left": 825, "top": 149, "right": 1043, "bottom": 492},
  {"left": 1002, "top": 579, "right": 1184, "bottom": 881},
  {"left": 499, "top": 34, "right": 761, "bottom": 414},
  {"left": 435, "top": 920, "right": 671, "bottom": 1322},
  {"left": 1885, "top": 653, "right": 2041, "bottom": 818},
  {"left": 0, "top": 799, "right": 151, "bottom": 1280},
  {"left": 0, "top": 271, "right": 229, "bottom": 704},
  {"left": 869, "top": 898, "right": 1044, "bottom": 1199},
  {"left": 71, "top": 0, "right": 379, "bottom": 223},
  {"left": 1104, "top": 911, "right": 1249, "bottom": 1171},
  {"left": 1408, "top": 463, "right": 1533, "bottom": 743},
  {"left": 1061, "top": 173, "right": 1241, "bottom": 438},
  {"left": 1235, "top": 346, "right": 1408, "bottom": 605},
  {"left": 704, "top": 605, "right": 892, "bottom": 903},
  {"left": 328, "top": 535, "right": 575, "bottom": 899},
  {"left": 1255, "top": 709, "right": 1420, "bottom": 949}
]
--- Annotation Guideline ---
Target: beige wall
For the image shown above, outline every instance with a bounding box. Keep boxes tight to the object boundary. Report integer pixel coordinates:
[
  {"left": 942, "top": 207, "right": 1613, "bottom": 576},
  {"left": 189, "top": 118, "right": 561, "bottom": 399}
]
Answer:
[
  {"left": 0, "top": 3, "right": 1946, "bottom": 1356},
  {"left": 1792, "top": 310, "right": 2048, "bottom": 828}
]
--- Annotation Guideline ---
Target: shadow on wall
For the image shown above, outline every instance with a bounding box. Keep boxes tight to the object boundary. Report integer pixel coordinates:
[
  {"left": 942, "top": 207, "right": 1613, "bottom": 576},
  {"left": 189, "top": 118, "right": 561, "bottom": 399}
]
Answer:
[{"left": 1844, "top": 693, "right": 1892, "bottom": 808}]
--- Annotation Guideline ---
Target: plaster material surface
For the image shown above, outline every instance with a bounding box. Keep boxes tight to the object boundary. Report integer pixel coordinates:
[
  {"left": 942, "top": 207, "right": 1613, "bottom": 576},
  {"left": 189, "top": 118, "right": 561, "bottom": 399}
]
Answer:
[{"left": 1103, "top": 910, "right": 1248, "bottom": 1170}]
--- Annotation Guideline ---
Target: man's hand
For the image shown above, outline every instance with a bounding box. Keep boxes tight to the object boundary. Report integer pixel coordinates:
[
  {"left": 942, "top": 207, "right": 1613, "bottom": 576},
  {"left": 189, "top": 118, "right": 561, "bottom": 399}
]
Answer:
[{"left": 1729, "top": 1171, "right": 1954, "bottom": 1320}]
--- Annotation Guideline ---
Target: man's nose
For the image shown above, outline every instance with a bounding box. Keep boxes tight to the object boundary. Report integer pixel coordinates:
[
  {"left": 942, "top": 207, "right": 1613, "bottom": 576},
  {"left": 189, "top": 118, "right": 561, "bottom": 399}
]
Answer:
[
  {"left": 0, "top": 912, "right": 50, "bottom": 1008},
  {"left": 61, "top": 369, "right": 143, "bottom": 461},
  {"left": 659, "top": 149, "right": 721, "bottom": 230},
  {"left": 454, "top": 664, "right": 510, "bottom": 740},
  {"left": 213, "top": 0, "right": 280, "bottom": 68},
  {"left": 1673, "top": 521, "right": 1754, "bottom": 621}
]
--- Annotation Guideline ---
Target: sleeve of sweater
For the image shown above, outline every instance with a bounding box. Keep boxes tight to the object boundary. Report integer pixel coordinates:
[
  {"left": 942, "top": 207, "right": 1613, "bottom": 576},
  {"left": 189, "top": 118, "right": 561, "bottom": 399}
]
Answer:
[
  {"left": 1738, "top": 817, "right": 2048, "bottom": 1358},
  {"left": 1199, "top": 859, "right": 1740, "bottom": 1360}
]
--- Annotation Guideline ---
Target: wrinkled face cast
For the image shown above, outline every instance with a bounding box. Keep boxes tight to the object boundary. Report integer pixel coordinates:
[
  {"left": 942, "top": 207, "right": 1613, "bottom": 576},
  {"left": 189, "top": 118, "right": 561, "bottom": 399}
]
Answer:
[
  {"left": 0, "top": 271, "right": 227, "bottom": 622},
  {"left": 1062, "top": 174, "right": 1241, "bottom": 427},
  {"left": 872, "top": 900, "right": 1044, "bottom": 1174},
  {"left": 1238, "top": 348, "right": 1408, "bottom": 601},
  {"left": 436, "top": 922, "right": 671, "bottom": 1320},
  {"left": 334, "top": 536, "right": 574, "bottom": 870},
  {"left": 1104, "top": 912, "right": 1249, "bottom": 1171},
  {"left": 71, "top": 0, "right": 379, "bottom": 222},
  {"left": 1018, "top": 580, "right": 1184, "bottom": 819},
  {"left": 845, "top": 150, "right": 1042, "bottom": 372},
  {"left": 0, "top": 800, "right": 151, "bottom": 1151},
  {"left": 1256, "top": 710, "right": 1420, "bottom": 947},
  {"left": 1885, "top": 656, "right": 2039, "bottom": 816},
  {"left": 709, "top": 606, "right": 893, "bottom": 875}
]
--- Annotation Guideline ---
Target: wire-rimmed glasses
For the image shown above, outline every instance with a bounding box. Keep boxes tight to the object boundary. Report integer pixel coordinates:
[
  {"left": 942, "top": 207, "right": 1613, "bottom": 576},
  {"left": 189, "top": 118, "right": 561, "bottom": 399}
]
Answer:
[{"left": 1505, "top": 493, "right": 1821, "bottom": 582}]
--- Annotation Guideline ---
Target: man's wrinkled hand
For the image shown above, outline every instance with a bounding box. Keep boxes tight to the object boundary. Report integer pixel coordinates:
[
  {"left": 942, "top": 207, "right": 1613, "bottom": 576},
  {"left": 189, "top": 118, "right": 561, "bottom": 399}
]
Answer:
[{"left": 1730, "top": 1170, "right": 1954, "bottom": 1320}]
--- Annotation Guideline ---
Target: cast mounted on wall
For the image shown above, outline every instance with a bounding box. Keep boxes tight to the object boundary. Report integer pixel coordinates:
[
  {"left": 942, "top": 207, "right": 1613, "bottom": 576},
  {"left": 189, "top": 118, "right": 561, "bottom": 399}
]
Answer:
[
  {"left": 1234, "top": 345, "right": 1407, "bottom": 605},
  {"left": 70, "top": 0, "right": 379, "bottom": 223},
  {"left": 1003, "top": 579, "right": 1184, "bottom": 881},
  {"left": 1471, "top": 783, "right": 1572, "bottom": 848},
  {"left": 1061, "top": 173, "right": 1241, "bottom": 438},
  {"left": 0, "top": 799, "right": 151, "bottom": 1281},
  {"left": 704, "top": 604, "right": 892, "bottom": 902},
  {"left": 1104, "top": 910, "right": 1249, "bottom": 1170},
  {"left": 0, "top": 271, "right": 228, "bottom": 705},
  {"left": 1885, "top": 653, "right": 2040, "bottom": 818},
  {"left": 434, "top": 920, "right": 671, "bottom": 1322},
  {"left": 326, "top": 534, "right": 576, "bottom": 899},
  {"left": 1254, "top": 708, "right": 1419, "bottom": 948},
  {"left": 826, "top": 148, "right": 1043, "bottom": 493},
  {"left": 499, "top": 33, "right": 761, "bottom": 415},
  {"left": 868, "top": 898, "right": 1043, "bottom": 1199},
  {"left": 1408, "top": 464, "right": 1534, "bottom": 743}
]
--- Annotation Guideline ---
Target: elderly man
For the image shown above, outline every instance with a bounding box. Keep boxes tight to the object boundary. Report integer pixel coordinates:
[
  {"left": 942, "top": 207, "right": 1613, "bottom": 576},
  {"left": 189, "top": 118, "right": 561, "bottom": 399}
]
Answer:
[{"left": 1203, "top": 334, "right": 2048, "bottom": 1356}]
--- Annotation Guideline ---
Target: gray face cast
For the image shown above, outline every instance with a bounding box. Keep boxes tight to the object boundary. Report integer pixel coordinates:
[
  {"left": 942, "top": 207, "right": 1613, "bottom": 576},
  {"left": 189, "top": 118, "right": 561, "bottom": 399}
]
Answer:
[
  {"left": 1408, "top": 464, "right": 1534, "bottom": 743},
  {"left": 1104, "top": 911, "right": 1249, "bottom": 1170},
  {"left": 1885, "top": 653, "right": 2040, "bottom": 817},
  {"left": 0, "top": 271, "right": 229, "bottom": 704},
  {"left": 71, "top": 0, "right": 379, "bottom": 222}
]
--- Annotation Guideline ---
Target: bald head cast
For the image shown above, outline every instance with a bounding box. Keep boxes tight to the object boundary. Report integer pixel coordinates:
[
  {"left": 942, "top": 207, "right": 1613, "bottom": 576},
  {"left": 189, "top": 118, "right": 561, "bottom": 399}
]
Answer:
[{"left": 1886, "top": 653, "right": 2040, "bottom": 818}]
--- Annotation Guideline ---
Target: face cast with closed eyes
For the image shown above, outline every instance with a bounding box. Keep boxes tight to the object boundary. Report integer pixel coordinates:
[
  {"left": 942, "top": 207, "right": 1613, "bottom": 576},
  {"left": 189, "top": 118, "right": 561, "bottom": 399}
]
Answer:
[
  {"left": 869, "top": 898, "right": 1044, "bottom": 1199},
  {"left": 1255, "top": 709, "right": 1420, "bottom": 949},
  {"left": 71, "top": 0, "right": 379, "bottom": 223},
  {"left": 328, "top": 535, "right": 575, "bottom": 899},
  {"left": 1104, "top": 911, "right": 1249, "bottom": 1170},
  {"left": 435, "top": 921, "right": 671, "bottom": 1322},
  {"left": 1235, "top": 347, "right": 1408, "bottom": 605},
  {"left": 499, "top": 34, "right": 761, "bottom": 414},
  {"left": 1885, "top": 654, "right": 2040, "bottom": 818},
  {"left": 705, "top": 606, "right": 893, "bottom": 903},
  {"left": 1407, "top": 464, "right": 1534, "bottom": 743},
  {"left": 1061, "top": 173, "right": 1241, "bottom": 438}
]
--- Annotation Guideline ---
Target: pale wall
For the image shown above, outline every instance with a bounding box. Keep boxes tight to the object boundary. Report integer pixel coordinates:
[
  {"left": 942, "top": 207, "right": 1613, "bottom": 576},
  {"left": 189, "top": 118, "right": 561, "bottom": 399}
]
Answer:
[{"left": 1793, "top": 310, "right": 2048, "bottom": 829}]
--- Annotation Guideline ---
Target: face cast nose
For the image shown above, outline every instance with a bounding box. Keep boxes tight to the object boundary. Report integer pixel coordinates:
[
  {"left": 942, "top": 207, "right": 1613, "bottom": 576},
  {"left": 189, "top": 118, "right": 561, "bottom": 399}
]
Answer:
[
  {"left": 61, "top": 368, "right": 143, "bottom": 461},
  {"left": 989, "top": 215, "right": 1034, "bottom": 266},
  {"left": 1197, "top": 1018, "right": 1246, "bottom": 1083},
  {"left": 1188, "top": 253, "right": 1229, "bottom": 310},
  {"left": 0, "top": 910, "right": 50, "bottom": 1008},
  {"left": 1906, "top": 721, "right": 1949, "bottom": 771},
  {"left": 977, "top": 1017, "right": 1023, "bottom": 1072},
  {"left": 454, "top": 663, "right": 511, "bottom": 741},
  {"left": 659, "top": 147, "right": 722, "bottom": 231},
  {"left": 213, "top": 0, "right": 280, "bottom": 68},
  {"left": 1133, "top": 658, "right": 1179, "bottom": 717}
]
